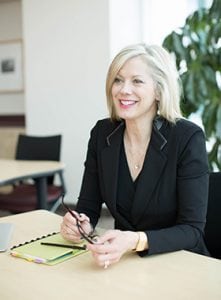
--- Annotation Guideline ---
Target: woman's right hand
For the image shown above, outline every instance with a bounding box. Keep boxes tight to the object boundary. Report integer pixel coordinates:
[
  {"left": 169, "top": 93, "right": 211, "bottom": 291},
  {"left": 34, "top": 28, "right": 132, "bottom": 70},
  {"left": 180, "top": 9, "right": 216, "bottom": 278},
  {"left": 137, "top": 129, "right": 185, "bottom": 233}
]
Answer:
[{"left": 60, "top": 210, "right": 91, "bottom": 243}]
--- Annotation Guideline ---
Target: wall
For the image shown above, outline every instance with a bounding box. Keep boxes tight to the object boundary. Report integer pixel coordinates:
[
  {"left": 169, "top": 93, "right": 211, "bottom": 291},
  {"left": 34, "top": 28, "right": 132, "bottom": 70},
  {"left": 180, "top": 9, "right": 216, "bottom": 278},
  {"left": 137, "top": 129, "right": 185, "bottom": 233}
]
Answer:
[
  {"left": 0, "top": 0, "right": 24, "bottom": 114},
  {"left": 22, "top": 0, "right": 110, "bottom": 202},
  {"left": 109, "top": 0, "right": 142, "bottom": 58},
  {"left": 0, "top": 126, "right": 25, "bottom": 158},
  {"left": 0, "top": 1, "right": 25, "bottom": 164}
]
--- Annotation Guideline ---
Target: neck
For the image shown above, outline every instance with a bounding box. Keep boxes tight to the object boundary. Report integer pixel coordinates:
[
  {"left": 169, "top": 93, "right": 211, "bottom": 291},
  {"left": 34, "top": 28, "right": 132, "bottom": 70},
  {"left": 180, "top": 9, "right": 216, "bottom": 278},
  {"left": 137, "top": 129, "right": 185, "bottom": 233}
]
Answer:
[
  {"left": 123, "top": 118, "right": 153, "bottom": 179},
  {"left": 124, "top": 117, "right": 153, "bottom": 146}
]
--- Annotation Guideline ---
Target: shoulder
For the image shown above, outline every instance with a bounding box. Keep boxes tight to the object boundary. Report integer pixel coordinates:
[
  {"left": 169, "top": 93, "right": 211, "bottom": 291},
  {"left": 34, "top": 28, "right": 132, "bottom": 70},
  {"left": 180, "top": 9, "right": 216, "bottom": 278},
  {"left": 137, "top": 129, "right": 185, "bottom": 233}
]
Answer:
[
  {"left": 172, "top": 119, "right": 209, "bottom": 174},
  {"left": 88, "top": 118, "right": 123, "bottom": 147},
  {"left": 166, "top": 118, "right": 206, "bottom": 142},
  {"left": 168, "top": 119, "right": 207, "bottom": 161},
  {"left": 161, "top": 118, "right": 207, "bottom": 156},
  {"left": 91, "top": 118, "right": 122, "bottom": 136},
  {"left": 174, "top": 118, "right": 203, "bottom": 131}
]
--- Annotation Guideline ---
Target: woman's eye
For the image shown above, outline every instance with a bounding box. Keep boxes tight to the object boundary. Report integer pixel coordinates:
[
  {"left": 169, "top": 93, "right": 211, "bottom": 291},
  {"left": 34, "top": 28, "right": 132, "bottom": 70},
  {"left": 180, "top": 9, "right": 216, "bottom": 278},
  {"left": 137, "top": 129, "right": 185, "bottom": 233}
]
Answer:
[
  {"left": 134, "top": 79, "right": 144, "bottom": 84},
  {"left": 113, "top": 77, "right": 122, "bottom": 83}
]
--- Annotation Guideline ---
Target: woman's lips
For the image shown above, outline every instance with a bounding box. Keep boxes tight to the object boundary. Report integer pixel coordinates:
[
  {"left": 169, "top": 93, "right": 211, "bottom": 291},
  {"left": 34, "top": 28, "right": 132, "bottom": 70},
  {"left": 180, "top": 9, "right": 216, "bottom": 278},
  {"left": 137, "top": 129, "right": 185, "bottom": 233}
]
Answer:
[{"left": 119, "top": 99, "right": 138, "bottom": 107}]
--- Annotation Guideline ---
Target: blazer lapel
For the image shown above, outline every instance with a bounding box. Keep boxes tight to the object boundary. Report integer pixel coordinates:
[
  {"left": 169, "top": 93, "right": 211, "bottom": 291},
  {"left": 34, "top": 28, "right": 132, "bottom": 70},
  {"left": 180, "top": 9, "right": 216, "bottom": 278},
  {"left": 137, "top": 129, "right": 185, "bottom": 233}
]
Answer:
[
  {"left": 131, "top": 121, "right": 168, "bottom": 226},
  {"left": 101, "top": 122, "right": 124, "bottom": 212},
  {"left": 101, "top": 121, "right": 137, "bottom": 230}
]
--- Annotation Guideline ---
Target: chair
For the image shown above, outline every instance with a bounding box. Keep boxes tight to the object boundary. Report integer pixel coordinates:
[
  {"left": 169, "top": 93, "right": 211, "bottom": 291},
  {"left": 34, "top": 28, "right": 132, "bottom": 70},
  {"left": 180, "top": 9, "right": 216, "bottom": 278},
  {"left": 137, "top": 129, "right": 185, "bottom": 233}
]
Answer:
[
  {"left": 0, "top": 134, "right": 66, "bottom": 213},
  {"left": 204, "top": 172, "right": 221, "bottom": 259}
]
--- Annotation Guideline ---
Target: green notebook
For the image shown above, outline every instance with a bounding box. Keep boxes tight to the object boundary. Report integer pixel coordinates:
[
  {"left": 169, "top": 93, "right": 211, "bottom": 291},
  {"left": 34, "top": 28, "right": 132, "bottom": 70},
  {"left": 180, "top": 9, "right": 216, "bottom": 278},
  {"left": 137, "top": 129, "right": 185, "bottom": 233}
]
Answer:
[{"left": 10, "top": 232, "right": 87, "bottom": 265}]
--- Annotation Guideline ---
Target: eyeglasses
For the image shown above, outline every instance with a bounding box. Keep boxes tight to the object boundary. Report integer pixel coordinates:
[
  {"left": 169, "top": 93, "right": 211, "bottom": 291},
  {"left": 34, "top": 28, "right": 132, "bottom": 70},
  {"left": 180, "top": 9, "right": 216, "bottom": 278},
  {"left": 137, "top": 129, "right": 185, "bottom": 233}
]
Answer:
[{"left": 61, "top": 195, "right": 98, "bottom": 244}]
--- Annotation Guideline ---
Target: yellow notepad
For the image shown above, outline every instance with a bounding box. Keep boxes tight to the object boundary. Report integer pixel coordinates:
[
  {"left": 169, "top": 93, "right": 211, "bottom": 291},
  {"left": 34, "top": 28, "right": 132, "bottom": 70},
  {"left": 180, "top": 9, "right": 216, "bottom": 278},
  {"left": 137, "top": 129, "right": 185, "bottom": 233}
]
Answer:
[{"left": 10, "top": 232, "right": 87, "bottom": 265}]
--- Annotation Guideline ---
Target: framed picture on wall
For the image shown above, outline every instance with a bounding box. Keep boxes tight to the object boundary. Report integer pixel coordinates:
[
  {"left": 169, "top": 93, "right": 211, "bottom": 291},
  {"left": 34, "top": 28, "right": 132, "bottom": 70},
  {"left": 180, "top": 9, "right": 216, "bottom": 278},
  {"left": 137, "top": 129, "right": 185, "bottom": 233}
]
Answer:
[{"left": 0, "top": 39, "right": 24, "bottom": 93}]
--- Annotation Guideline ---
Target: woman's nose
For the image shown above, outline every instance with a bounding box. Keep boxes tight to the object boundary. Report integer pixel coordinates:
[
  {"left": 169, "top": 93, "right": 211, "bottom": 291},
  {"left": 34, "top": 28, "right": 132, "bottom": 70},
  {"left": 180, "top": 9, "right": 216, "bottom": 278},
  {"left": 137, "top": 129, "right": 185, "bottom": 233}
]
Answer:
[{"left": 120, "top": 81, "right": 132, "bottom": 94}]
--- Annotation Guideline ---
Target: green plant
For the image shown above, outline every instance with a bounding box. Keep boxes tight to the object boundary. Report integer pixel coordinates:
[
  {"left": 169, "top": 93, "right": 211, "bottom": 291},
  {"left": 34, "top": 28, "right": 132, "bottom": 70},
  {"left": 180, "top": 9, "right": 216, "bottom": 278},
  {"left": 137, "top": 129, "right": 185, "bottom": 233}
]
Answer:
[{"left": 163, "top": 0, "right": 221, "bottom": 170}]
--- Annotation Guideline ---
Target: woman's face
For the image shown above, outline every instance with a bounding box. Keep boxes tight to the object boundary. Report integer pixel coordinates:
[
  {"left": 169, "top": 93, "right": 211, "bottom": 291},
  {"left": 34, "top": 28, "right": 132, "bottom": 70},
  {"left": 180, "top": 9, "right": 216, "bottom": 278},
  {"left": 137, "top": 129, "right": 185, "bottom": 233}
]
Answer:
[{"left": 111, "top": 56, "right": 157, "bottom": 122}]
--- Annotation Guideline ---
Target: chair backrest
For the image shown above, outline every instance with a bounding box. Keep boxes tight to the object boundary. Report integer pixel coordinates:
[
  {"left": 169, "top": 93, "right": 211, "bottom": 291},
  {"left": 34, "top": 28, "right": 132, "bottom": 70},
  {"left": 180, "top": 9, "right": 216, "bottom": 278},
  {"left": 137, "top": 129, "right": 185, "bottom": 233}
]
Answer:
[
  {"left": 15, "top": 134, "right": 62, "bottom": 184},
  {"left": 204, "top": 172, "right": 221, "bottom": 259}
]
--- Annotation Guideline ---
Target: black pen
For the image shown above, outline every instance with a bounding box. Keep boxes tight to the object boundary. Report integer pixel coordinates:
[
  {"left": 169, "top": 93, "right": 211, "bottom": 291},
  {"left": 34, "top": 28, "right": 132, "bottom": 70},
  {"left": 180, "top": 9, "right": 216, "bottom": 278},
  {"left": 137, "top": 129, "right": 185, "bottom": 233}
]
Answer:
[{"left": 41, "top": 242, "right": 86, "bottom": 250}]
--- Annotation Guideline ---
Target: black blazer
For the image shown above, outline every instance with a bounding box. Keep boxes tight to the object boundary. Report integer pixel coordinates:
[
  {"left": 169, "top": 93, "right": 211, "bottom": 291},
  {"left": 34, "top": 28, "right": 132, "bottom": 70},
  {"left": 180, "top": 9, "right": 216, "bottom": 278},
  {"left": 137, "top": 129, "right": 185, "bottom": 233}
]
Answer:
[{"left": 77, "top": 117, "right": 210, "bottom": 256}]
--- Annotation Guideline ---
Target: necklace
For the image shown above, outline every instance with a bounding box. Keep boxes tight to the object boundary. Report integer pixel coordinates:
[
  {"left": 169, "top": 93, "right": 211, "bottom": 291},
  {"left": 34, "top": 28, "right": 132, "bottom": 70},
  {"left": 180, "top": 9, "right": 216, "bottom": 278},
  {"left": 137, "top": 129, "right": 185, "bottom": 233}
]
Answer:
[
  {"left": 134, "top": 164, "right": 140, "bottom": 170},
  {"left": 124, "top": 132, "right": 150, "bottom": 180}
]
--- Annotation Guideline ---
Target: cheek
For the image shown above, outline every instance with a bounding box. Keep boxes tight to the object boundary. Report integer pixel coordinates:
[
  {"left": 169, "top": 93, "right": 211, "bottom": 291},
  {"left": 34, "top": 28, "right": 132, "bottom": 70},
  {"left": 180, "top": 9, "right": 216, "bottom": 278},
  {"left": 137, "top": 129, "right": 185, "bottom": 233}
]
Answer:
[
  {"left": 111, "top": 85, "right": 119, "bottom": 98},
  {"left": 111, "top": 87, "right": 115, "bottom": 98}
]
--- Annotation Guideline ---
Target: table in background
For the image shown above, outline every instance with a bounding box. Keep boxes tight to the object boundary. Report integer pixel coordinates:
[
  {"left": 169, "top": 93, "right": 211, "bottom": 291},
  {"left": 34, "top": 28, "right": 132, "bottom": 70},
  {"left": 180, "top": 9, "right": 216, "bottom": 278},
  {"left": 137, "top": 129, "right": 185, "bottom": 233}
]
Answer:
[
  {"left": 0, "top": 159, "right": 65, "bottom": 209},
  {"left": 0, "top": 210, "right": 220, "bottom": 300}
]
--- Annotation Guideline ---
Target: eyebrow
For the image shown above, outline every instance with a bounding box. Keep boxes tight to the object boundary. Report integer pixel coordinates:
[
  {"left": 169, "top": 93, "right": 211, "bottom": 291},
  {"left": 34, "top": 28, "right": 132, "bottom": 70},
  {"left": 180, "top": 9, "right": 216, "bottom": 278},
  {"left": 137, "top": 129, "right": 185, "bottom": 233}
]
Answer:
[{"left": 116, "top": 74, "right": 144, "bottom": 78}]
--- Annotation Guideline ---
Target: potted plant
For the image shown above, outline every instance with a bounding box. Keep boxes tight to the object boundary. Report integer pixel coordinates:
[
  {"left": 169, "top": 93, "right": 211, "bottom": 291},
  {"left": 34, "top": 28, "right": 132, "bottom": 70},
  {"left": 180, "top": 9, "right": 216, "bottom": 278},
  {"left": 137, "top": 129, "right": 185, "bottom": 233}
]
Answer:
[{"left": 162, "top": 0, "right": 221, "bottom": 171}]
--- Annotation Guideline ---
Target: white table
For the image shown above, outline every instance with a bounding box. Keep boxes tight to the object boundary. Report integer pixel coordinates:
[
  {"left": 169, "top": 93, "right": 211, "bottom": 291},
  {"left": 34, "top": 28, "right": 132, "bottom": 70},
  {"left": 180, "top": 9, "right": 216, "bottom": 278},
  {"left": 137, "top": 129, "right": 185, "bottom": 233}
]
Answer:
[
  {"left": 0, "top": 159, "right": 65, "bottom": 209},
  {"left": 0, "top": 210, "right": 220, "bottom": 300}
]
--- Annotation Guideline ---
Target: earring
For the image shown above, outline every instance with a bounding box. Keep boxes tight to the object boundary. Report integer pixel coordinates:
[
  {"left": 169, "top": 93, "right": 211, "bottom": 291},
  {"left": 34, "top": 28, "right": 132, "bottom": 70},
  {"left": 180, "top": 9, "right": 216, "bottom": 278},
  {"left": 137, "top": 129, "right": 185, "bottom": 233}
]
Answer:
[{"left": 156, "top": 100, "right": 160, "bottom": 112}]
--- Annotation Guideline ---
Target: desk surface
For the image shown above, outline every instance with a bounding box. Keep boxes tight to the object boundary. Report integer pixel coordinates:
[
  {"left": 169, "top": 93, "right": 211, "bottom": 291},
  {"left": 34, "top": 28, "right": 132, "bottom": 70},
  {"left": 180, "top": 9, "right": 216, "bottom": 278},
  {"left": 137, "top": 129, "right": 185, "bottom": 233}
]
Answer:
[
  {"left": 0, "top": 210, "right": 220, "bottom": 300},
  {"left": 0, "top": 159, "right": 65, "bottom": 186}
]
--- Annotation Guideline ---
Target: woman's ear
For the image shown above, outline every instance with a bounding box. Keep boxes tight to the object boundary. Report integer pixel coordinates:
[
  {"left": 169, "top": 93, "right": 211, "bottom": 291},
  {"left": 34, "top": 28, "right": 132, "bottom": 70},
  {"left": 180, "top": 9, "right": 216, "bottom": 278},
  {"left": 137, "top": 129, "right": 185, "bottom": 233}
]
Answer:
[{"left": 154, "top": 84, "right": 160, "bottom": 101}]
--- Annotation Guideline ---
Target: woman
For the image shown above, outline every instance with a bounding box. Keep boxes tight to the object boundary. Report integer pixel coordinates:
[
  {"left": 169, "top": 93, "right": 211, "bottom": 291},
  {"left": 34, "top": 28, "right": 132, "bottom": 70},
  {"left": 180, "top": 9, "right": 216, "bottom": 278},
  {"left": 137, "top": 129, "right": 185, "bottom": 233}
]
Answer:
[{"left": 60, "top": 43, "right": 210, "bottom": 268}]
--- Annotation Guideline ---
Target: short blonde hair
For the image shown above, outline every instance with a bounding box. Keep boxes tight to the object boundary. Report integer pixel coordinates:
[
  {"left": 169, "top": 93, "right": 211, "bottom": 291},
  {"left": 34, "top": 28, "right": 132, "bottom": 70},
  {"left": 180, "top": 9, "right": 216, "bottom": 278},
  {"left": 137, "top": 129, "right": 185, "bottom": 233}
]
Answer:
[{"left": 106, "top": 43, "right": 183, "bottom": 123}]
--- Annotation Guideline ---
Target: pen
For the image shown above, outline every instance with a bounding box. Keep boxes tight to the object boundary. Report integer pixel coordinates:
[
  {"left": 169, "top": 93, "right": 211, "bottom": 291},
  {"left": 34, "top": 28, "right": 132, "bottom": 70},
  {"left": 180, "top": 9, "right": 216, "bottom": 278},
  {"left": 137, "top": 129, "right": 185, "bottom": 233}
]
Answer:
[{"left": 40, "top": 242, "right": 86, "bottom": 250}]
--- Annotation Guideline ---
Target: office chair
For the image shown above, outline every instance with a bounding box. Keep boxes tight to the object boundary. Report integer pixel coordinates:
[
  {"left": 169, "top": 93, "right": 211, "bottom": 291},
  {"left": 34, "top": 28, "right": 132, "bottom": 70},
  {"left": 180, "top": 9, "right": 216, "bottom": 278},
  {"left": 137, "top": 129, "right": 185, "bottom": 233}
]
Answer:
[
  {"left": 0, "top": 134, "right": 66, "bottom": 213},
  {"left": 204, "top": 171, "right": 221, "bottom": 259}
]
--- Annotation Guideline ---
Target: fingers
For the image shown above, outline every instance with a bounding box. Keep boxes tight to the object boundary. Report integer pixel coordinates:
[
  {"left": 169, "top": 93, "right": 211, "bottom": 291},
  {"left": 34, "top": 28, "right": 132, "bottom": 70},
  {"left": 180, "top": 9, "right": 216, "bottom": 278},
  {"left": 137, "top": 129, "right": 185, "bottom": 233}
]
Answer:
[
  {"left": 88, "top": 230, "right": 118, "bottom": 250},
  {"left": 60, "top": 211, "right": 92, "bottom": 243},
  {"left": 63, "top": 210, "right": 90, "bottom": 224},
  {"left": 77, "top": 213, "right": 90, "bottom": 223},
  {"left": 90, "top": 248, "right": 120, "bottom": 268},
  {"left": 87, "top": 230, "right": 123, "bottom": 269},
  {"left": 63, "top": 212, "right": 77, "bottom": 227},
  {"left": 60, "top": 211, "right": 81, "bottom": 242},
  {"left": 98, "top": 230, "right": 119, "bottom": 244},
  {"left": 60, "top": 222, "right": 82, "bottom": 243}
]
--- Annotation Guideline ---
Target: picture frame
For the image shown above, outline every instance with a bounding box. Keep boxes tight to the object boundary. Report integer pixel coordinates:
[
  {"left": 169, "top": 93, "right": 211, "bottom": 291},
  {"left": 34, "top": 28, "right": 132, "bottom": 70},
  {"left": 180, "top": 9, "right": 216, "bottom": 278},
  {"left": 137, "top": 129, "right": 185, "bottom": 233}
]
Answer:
[{"left": 0, "top": 39, "right": 24, "bottom": 93}]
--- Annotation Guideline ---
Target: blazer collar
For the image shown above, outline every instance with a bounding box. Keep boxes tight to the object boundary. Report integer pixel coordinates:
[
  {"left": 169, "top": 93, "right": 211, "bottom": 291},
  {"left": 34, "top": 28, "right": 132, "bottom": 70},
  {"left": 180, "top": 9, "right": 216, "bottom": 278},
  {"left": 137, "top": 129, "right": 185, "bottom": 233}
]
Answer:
[
  {"left": 106, "top": 116, "right": 167, "bottom": 150},
  {"left": 106, "top": 121, "right": 125, "bottom": 146}
]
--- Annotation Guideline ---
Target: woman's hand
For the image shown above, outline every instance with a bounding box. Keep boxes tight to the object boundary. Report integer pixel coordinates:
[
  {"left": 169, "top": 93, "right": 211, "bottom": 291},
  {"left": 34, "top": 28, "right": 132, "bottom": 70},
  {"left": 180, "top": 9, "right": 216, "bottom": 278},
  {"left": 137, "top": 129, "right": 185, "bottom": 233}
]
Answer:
[
  {"left": 60, "top": 211, "right": 92, "bottom": 243},
  {"left": 87, "top": 229, "right": 139, "bottom": 268}
]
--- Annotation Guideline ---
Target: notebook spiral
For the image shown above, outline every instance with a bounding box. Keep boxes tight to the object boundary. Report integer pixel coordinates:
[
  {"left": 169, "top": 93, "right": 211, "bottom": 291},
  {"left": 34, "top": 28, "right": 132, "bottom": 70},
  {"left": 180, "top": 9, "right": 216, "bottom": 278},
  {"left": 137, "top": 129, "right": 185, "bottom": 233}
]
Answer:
[{"left": 10, "top": 232, "right": 58, "bottom": 250}]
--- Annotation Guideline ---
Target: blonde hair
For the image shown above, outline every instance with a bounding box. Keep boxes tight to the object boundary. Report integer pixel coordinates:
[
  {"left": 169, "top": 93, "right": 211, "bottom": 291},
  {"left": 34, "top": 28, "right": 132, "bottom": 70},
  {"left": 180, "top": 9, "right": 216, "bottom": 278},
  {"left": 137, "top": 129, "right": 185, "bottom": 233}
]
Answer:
[{"left": 106, "top": 43, "right": 183, "bottom": 123}]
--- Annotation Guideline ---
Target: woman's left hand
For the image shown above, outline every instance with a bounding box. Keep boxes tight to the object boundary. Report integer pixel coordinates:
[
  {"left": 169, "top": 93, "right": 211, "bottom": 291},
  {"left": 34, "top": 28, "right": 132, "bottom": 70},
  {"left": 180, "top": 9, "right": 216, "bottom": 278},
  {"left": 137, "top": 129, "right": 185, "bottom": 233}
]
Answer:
[{"left": 87, "top": 229, "right": 138, "bottom": 268}]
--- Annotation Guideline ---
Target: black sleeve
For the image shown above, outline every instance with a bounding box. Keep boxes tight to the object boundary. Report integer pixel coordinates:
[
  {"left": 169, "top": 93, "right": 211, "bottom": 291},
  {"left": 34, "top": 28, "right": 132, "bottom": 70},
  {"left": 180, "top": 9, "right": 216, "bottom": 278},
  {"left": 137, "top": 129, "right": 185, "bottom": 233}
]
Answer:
[
  {"left": 76, "top": 122, "right": 103, "bottom": 227},
  {"left": 143, "top": 129, "right": 209, "bottom": 256}
]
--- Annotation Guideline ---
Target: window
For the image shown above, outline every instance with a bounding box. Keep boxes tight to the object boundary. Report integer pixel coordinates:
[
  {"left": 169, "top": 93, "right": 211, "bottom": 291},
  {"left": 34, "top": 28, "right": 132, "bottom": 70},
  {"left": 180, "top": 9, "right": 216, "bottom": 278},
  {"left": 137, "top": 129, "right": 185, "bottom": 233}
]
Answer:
[{"left": 109, "top": 0, "right": 212, "bottom": 57}]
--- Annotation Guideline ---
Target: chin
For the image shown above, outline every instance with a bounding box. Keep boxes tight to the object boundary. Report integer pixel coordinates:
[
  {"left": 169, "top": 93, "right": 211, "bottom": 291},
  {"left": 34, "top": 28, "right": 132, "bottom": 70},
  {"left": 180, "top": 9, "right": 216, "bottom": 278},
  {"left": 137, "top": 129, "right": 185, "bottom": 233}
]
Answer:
[
  {"left": 119, "top": 114, "right": 136, "bottom": 121},
  {"left": 115, "top": 107, "right": 138, "bottom": 121}
]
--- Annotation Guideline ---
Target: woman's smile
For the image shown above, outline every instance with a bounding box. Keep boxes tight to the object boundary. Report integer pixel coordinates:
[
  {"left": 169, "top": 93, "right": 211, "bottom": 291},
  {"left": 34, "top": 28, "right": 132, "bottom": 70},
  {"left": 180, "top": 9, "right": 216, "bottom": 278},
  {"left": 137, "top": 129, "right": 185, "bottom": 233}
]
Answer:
[{"left": 119, "top": 99, "right": 138, "bottom": 108}]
